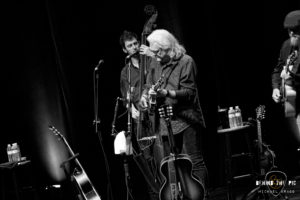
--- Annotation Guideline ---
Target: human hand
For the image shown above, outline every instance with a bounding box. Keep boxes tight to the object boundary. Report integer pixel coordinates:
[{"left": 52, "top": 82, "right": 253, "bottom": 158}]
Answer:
[
  {"left": 131, "top": 104, "right": 140, "bottom": 119},
  {"left": 140, "top": 44, "right": 155, "bottom": 57},
  {"left": 280, "top": 66, "right": 291, "bottom": 80},
  {"left": 139, "top": 94, "right": 148, "bottom": 110},
  {"left": 272, "top": 88, "right": 281, "bottom": 103},
  {"left": 157, "top": 89, "right": 168, "bottom": 97}
]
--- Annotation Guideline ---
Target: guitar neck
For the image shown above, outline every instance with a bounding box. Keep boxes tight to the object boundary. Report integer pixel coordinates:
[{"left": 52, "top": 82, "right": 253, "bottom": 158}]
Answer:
[
  {"left": 257, "top": 120, "right": 267, "bottom": 175},
  {"left": 257, "top": 120, "right": 263, "bottom": 154},
  {"left": 165, "top": 119, "right": 177, "bottom": 155}
]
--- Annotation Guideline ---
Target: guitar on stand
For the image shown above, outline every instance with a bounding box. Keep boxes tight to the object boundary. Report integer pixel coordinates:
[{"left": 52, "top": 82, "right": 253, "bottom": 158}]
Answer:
[
  {"left": 280, "top": 50, "right": 298, "bottom": 118},
  {"left": 49, "top": 125, "right": 101, "bottom": 200},
  {"left": 158, "top": 105, "right": 204, "bottom": 200},
  {"left": 242, "top": 106, "right": 276, "bottom": 200},
  {"left": 255, "top": 105, "right": 276, "bottom": 176}
]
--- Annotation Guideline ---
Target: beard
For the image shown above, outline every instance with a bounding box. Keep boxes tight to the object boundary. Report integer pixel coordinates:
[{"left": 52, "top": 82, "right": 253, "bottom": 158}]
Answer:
[
  {"left": 159, "top": 54, "right": 171, "bottom": 65},
  {"left": 290, "top": 36, "right": 300, "bottom": 48}
]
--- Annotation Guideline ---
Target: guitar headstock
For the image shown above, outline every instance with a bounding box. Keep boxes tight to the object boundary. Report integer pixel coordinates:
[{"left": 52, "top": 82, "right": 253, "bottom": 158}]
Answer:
[
  {"left": 152, "top": 74, "right": 165, "bottom": 91},
  {"left": 158, "top": 105, "right": 173, "bottom": 120},
  {"left": 256, "top": 105, "right": 266, "bottom": 121},
  {"left": 142, "top": 5, "right": 158, "bottom": 35},
  {"left": 287, "top": 50, "right": 298, "bottom": 66},
  {"left": 48, "top": 125, "right": 64, "bottom": 140}
]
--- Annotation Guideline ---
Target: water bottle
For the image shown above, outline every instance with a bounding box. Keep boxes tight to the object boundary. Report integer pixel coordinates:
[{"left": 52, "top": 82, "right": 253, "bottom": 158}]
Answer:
[
  {"left": 16, "top": 143, "right": 21, "bottom": 161},
  {"left": 7, "top": 144, "right": 12, "bottom": 162},
  {"left": 228, "top": 107, "right": 237, "bottom": 128},
  {"left": 11, "top": 143, "right": 21, "bottom": 162},
  {"left": 235, "top": 106, "right": 243, "bottom": 127}
]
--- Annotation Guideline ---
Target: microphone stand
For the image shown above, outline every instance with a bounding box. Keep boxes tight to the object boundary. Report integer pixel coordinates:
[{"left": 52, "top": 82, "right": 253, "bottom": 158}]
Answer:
[
  {"left": 123, "top": 58, "right": 134, "bottom": 200},
  {"left": 111, "top": 97, "right": 120, "bottom": 137},
  {"left": 93, "top": 60, "right": 114, "bottom": 200}
]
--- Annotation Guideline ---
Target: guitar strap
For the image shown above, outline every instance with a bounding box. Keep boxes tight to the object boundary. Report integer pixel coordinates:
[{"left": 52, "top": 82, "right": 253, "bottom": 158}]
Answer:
[{"left": 161, "top": 62, "right": 178, "bottom": 89}]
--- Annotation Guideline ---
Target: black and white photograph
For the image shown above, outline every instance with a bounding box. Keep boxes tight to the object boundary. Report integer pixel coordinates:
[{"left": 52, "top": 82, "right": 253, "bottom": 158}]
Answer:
[{"left": 1, "top": 1, "right": 300, "bottom": 200}]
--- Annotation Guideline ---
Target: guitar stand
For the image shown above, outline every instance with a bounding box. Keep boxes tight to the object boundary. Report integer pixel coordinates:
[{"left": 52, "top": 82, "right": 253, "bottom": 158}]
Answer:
[
  {"left": 122, "top": 154, "right": 134, "bottom": 200},
  {"left": 60, "top": 153, "right": 80, "bottom": 169},
  {"left": 60, "top": 154, "right": 85, "bottom": 200}
]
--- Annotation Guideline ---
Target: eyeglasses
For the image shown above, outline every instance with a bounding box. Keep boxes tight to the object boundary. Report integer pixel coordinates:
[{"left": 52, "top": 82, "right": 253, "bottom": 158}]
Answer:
[
  {"left": 150, "top": 48, "right": 169, "bottom": 57},
  {"left": 150, "top": 48, "right": 161, "bottom": 56}
]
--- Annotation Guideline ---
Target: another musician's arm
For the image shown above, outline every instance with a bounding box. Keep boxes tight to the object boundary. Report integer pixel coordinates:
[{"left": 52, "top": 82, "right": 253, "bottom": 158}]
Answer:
[
  {"left": 271, "top": 42, "right": 287, "bottom": 103},
  {"left": 139, "top": 66, "right": 154, "bottom": 110}
]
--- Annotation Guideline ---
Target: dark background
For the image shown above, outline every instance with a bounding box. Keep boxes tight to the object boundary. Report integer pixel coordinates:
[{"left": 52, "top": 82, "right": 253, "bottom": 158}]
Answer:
[{"left": 1, "top": 0, "right": 300, "bottom": 200}]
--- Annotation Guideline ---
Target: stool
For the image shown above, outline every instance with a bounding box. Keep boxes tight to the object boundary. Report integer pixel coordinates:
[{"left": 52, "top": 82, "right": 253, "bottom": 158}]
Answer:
[
  {"left": 218, "top": 124, "right": 256, "bottom": 200},
  {"left": 0, "top": 160, "right": 39, "bottom": 200}
]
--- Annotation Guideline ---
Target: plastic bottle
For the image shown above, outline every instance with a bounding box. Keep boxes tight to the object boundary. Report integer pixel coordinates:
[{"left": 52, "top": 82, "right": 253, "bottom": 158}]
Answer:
[
  {"left": 7, "top": 144, "right": 12, "bottom": 162},
  {"left": 11, "top": 143, "right": 17, "bottom": 162},
  {"left": 16, "top": 143, "right": 21, "bottom": 161},
  {"left": 228, "top": 107, "right": 237, "bottom": 128},
  {"left": 11, "top": 143, "right": 21, "bottom": 162},
  {"left": 235, "top": 106, "right": 243, "bottom": 127}
]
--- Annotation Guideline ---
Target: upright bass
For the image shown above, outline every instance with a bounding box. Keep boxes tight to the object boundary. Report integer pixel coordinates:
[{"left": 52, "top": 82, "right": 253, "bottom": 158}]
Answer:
[{"left": 136, "top": 5, "right": 158, "bottom": 139}]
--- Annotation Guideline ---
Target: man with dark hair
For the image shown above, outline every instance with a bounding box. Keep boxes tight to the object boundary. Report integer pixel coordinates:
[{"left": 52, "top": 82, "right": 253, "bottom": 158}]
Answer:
[
  {"left": 118, "top": 30, "right": 159, "bottom": 200},
  {"left": 120, "top": 30, "right": 153, "bottom": 118}
]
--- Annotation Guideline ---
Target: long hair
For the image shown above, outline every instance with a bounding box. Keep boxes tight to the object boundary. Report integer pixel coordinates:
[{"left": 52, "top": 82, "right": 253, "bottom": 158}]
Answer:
[{"left": 147, "top": 29, "right": 186, "bottom": 59}]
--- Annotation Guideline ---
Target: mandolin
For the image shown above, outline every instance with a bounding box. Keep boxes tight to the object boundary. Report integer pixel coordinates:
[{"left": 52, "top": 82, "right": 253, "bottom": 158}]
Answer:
[
  {"left": 148, "top": 74, "right": 165, "bottom": 113},
  {"left": 255, "top": 105, "right": 276, "bottom": 176},
  {"left": 49, "top": 125, "right": 101, "bottom": 200},
  {"left": 158, "top": 105, "right": 204, "bottom": 200}
]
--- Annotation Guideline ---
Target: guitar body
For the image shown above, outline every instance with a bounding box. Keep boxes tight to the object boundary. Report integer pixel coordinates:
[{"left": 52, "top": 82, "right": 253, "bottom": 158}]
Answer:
[
  {"left": 254, "top": 141, "right": 276, "bottom": 175},
  {"left": 48, "top": 126, "right": 101, "bottom": 200},
  {"left": 158, "top": 105, "right": 204, "bottom": 200},
  {"left": 283, "top": 85, "right": 297, "bottom": 118},
  {"left": 72, "top": 170, "right": 101, "bottom": 200},
  {"left": 159, "top": 154, "right": 204, "bottom": 200},
  {"left": 280, "top": 50, "right": 298, "bottom": 118}
]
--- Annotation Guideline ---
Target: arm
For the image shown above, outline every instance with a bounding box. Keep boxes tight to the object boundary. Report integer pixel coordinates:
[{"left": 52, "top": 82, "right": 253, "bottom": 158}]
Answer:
[{"left": 157, "top": 56, "right": 197, "bottom": 100}]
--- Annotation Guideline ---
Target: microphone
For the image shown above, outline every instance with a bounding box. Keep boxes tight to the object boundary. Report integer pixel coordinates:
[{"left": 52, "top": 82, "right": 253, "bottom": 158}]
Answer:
[
  {"left": 94, "top": 59, "right": 104, "bottom": 71},
  {"left": 126, "top": 52, "right": 139, "bottom": 60},
  {"left": 117, "top": 97, "right": 125, "bottom": 101},
  {"left": 111, "top": 97, "right": 123, "bottom": 136}
]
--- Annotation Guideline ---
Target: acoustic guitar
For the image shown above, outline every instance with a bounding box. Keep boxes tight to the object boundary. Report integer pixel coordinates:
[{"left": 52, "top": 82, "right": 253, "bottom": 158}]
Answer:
[
  {"left": 49, "top": 125, "right": 101, "bottom": 200},
  {"left": 280, "top": 50, "right": 298, "bottom": 117},
  {"left": 158, "top": 105, "right": 204, "bottom": 200}
]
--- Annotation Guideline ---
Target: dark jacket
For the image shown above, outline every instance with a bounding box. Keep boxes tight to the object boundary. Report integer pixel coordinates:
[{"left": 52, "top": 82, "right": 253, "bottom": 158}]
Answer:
[
  {"left": 144, "top": 54, "right": 206, "bottom": 135},
  {"left": 271, "top": 39, "right": 300, "bottom": 114}
]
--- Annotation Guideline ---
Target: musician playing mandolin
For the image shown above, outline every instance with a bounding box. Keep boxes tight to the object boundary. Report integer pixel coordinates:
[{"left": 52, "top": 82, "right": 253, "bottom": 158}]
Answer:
[
  {"left": 139, "top": 29, "right": 209, "bottom": 199},
  {"left": 271, "top": 10, "right": 300, "bottom": 167}
]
